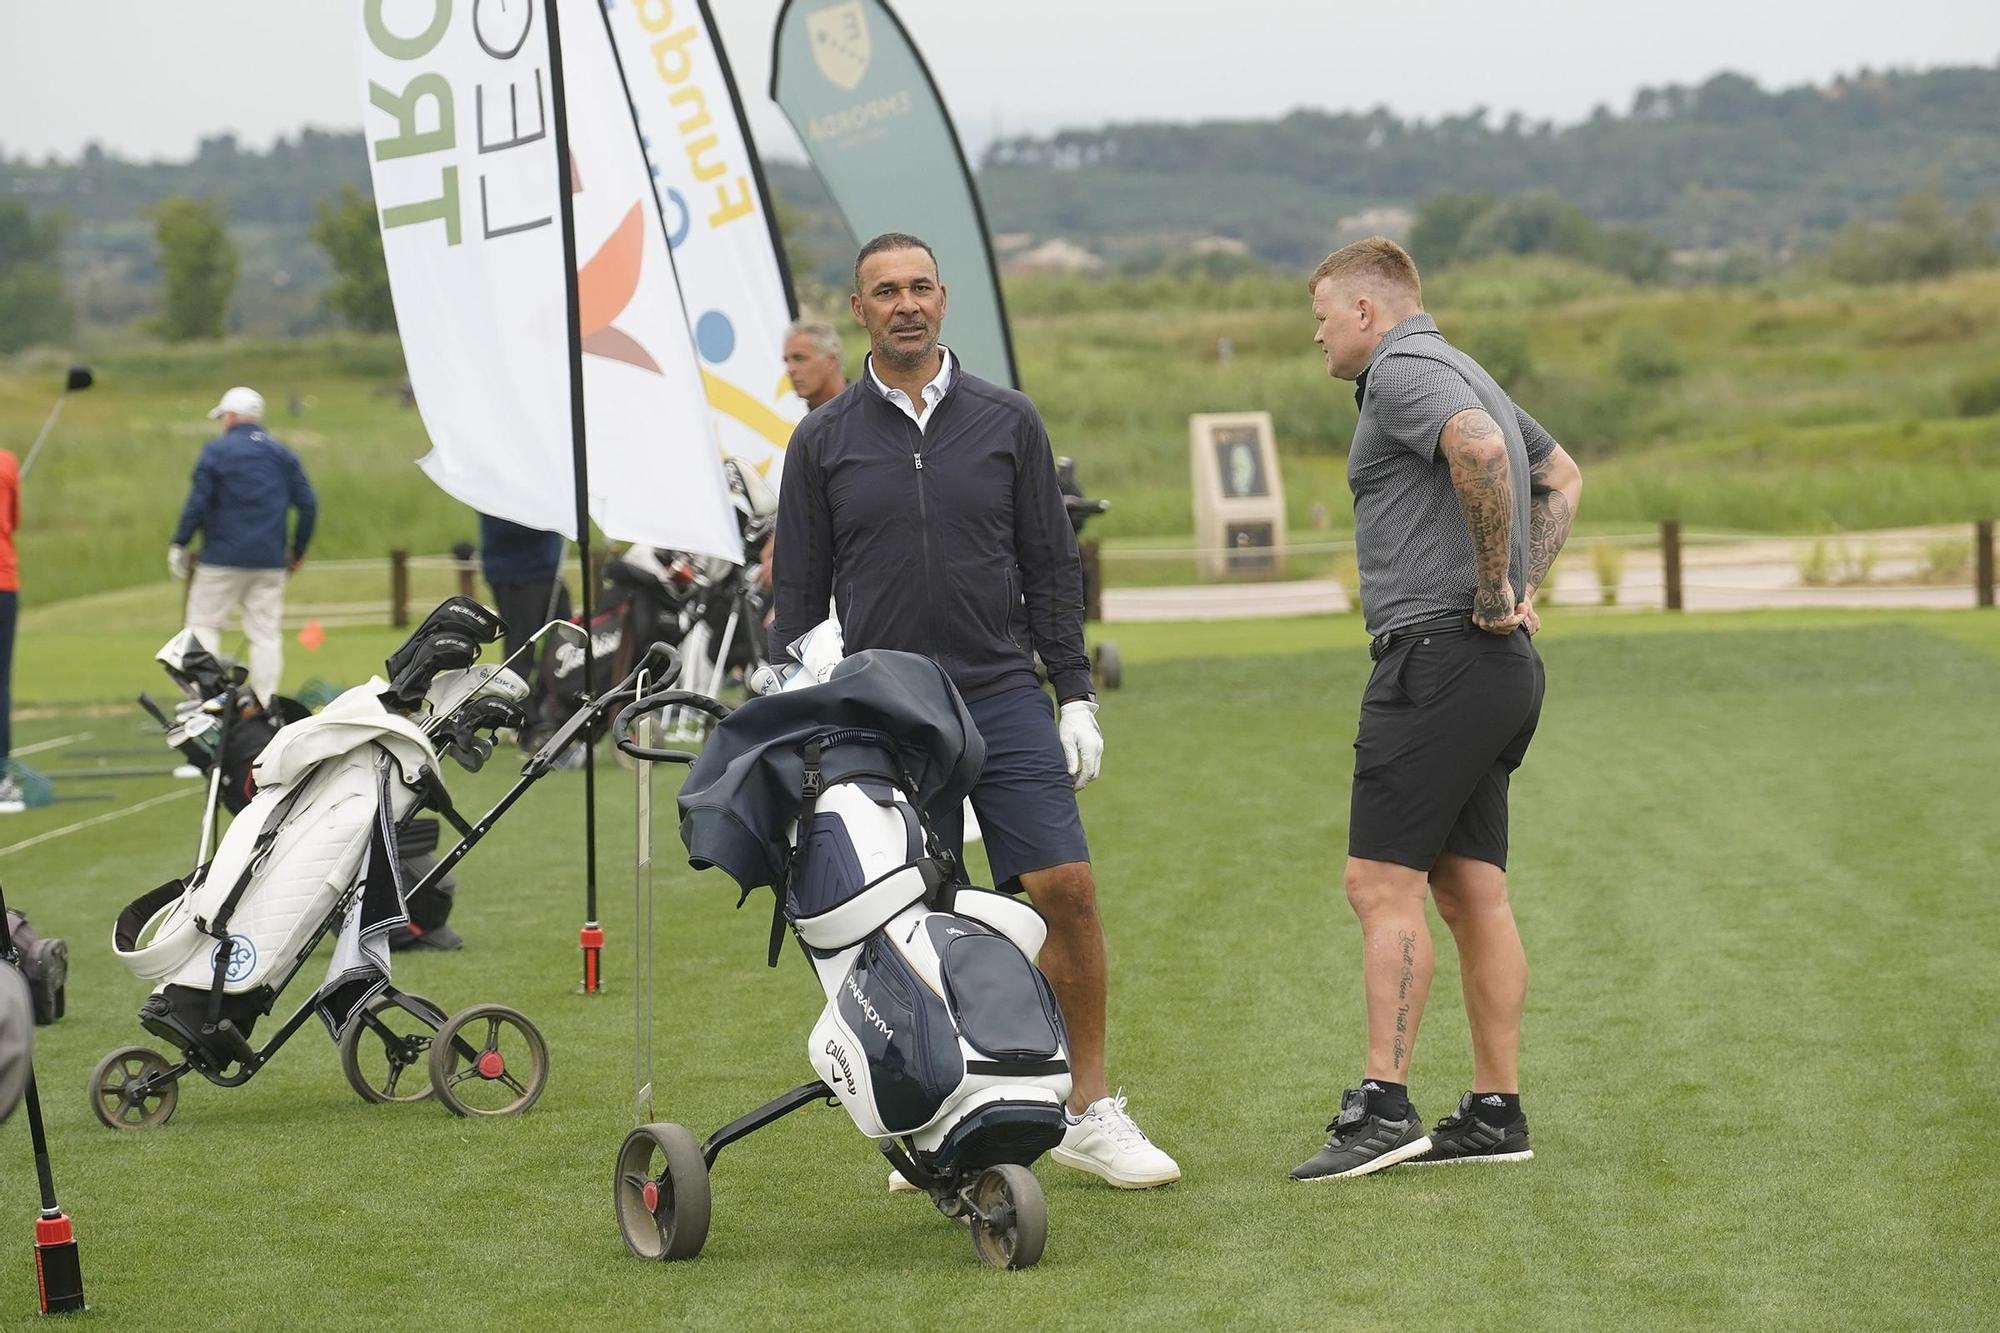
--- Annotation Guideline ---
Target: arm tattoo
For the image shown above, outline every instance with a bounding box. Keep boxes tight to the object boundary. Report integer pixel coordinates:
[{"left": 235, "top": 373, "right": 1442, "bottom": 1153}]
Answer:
[
  {"left": 1443, "top": 411, "right": 1514, "bottom": 617},
  {"left": 1526, "top": 488, "right": 1574, "bottom": 595}
]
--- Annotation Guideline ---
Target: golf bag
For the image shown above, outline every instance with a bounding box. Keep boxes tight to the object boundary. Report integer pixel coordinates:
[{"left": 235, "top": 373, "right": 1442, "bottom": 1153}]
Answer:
[
  {"left": 5, "top": 906, "right": 66, "bottom": 1025},
  {"left": 147, "top": 630, "right": 463, "bottom": 950},
  {"left": 113, "top": 600, "right": 526, "bottom": 1071},
  {"left": 678, "top": 650, "right": 1072, "bottom": 1172}
]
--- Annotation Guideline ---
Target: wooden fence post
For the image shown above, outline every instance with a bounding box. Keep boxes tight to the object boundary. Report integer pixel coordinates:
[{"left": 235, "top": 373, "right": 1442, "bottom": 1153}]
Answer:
[
  {"left": 1081, "top": 538, "right": 1103, "bottom": 624},
  {"left": 1661, "top": 520, "right": 1683, "bottom": 612},
  {"left": 390, "top": 548, "right": 409, "bottom": 628},
  {"left": 1978, "top": 520, "right": 1994, "bottom": 609}
]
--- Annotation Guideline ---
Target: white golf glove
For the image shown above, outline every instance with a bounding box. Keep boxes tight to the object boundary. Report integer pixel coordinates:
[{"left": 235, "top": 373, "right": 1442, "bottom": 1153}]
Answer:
[
  {"left": 167, "top": 544, "right": 190, "bottom": 581},
  {"left": 1057, "top": 698, "right": 1102, "bottom": 791}
]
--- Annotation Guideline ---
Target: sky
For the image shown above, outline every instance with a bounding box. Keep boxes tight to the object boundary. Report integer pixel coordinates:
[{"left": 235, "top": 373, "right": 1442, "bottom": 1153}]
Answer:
[{"left": 2, "top": 0, "right": 1996, "bottom": 165}]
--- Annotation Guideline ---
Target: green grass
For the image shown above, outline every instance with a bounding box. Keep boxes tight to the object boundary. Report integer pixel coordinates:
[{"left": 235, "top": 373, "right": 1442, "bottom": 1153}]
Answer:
[{"left": 1, "top": 607, "right": 1994, "bottom": 1328}]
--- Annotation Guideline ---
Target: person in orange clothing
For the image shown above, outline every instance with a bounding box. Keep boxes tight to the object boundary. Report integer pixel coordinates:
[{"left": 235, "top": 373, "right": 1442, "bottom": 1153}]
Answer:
[{"left": 0, "top": 448, "right": 21, "bottom": 813}]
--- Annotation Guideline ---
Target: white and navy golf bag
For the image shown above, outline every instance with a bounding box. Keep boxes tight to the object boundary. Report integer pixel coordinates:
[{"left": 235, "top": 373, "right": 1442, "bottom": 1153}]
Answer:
[
  {"left": 112, "top": 599, "right": 527, "bottom": 1070},
  {"left": 679, "top": 650, "right": 1072, "bottom": 1176}
]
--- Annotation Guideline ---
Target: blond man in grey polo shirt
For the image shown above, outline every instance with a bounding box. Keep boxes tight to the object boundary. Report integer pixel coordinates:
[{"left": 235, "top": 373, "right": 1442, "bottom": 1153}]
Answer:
[{"left": 1293, "top": 237, "right": 1583, "bottom": 1182}]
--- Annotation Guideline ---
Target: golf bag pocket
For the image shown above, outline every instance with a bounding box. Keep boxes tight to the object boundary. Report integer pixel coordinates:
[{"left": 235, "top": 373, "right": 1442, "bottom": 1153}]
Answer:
[
  {"left": 813, "top": 928, "right": 962, "bottom": 1137},
  {"left": 810, "top": 906, "right": 1071, "bottom": 1143},
  {"left": 928, "top": 920, "right": 1066, "bottom": 1065},
  {"left": 788, "top": 782, "right": 930, "bottom": 951}
]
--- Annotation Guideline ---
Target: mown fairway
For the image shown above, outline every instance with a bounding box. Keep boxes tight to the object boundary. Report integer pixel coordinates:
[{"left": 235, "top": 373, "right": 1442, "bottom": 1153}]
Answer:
[{"left": 1, "top": 607, "right": 1994, "bottom": 1329}]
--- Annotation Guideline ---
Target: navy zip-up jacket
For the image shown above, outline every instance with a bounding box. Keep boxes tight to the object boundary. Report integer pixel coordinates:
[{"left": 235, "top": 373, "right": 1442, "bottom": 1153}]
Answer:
[
  {"left": 772, "top": 359, "right": 1092, "bottom": 705},
  {"left": 171, "top": 423, "right": 316, "bottom": 569}
]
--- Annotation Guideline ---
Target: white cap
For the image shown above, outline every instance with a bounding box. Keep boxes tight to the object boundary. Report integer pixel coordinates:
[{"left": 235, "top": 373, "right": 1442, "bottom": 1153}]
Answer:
[{"left": 207, "top": 386, "right": 264, "bottom": 420}]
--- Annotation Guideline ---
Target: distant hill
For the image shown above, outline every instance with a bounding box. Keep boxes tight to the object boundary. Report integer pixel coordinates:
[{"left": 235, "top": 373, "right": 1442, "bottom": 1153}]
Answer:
[{"left": 6, "top": 62, "right": 1999, "bottom": 331}]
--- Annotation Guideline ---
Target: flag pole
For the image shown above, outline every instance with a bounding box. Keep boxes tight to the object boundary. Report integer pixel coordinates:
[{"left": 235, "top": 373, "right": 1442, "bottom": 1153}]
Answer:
[{"left": 544, "top": 0, "right": 605, "bottom": 994}]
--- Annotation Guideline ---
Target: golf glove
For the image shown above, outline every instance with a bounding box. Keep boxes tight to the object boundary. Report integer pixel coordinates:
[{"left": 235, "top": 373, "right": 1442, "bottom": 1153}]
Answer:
[
  {"left": 167, "top": 544, "right": 190, "bottom": 581},
  {"left": 1058, "top": 698, "right": 1102, "bottom": 791}
]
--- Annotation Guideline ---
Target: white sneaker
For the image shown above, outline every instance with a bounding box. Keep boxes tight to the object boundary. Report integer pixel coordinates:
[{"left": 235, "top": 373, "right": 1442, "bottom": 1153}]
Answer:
[
  {"left": 887, "top": 1168, "right": 917, "bottom": 1193},
  {"left": 0, "top": 775, "right": 23, "bottom": 814},
  {"left": 1050, "top": 1090, "right": 1181, "bottom": 1188}
]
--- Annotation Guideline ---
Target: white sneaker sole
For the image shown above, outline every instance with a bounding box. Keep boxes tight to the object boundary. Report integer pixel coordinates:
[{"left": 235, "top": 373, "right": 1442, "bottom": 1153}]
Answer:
[
  {"left": 1292, "top": 1133, "right": 1433, "bottom": 1182},
  {"left": 1049, "top": 1146, "right": 1182, "bottom": 1189},
  {"left": 1404, "top": 1148, "right": 1534, "bottom": 1166}
]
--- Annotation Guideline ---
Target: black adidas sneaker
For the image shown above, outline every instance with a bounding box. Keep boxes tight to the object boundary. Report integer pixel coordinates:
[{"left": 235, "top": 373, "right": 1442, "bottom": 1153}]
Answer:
[
  {"left": 1409, "top": 1093, "right": 1534, "bottom": 1165},
  {"left": 1289, "top": 1087, "right": 1431, "bottom": 1181}
]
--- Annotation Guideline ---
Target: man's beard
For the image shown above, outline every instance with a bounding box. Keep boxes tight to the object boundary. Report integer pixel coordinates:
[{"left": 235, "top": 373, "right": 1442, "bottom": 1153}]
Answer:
[{"left": 874, "top": 325, "right": 937, "bottom": 369}]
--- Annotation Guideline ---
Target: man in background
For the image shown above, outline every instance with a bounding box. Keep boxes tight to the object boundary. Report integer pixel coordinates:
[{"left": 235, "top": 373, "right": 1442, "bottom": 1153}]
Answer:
[
  {"left": 761, "top": 319, "right": 849, "bottom": 607},
  {"left": 477, "top": 513, "right": 570, "bottom": 715},
  {"left": 169, "top": 387, "right": 316, "bottom": 705},
  {"left": 783, "top": 318, "right": 848, "bottom": 413}
]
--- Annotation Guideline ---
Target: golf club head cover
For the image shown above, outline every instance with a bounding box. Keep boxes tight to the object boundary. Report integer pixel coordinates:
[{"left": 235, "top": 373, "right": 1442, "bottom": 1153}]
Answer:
[
  {"left": 155, "top": 628, "right": 234, "bottom": 701},
  {"left": 382, "top": 597, "right": 506, "bottom": 710},
  {"left": 440, "top": 695, "right": 529, "bottom": 772}
]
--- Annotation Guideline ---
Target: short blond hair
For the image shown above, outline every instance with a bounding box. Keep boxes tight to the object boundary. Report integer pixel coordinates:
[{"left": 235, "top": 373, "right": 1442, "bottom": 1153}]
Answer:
[{"left": 1307, "top": 236, "right": 1422, "bottom": 306}]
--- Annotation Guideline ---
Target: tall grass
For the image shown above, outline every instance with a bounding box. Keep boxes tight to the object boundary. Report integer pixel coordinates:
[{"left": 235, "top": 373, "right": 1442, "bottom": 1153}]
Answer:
[{"left": 7, "top": 262, "right": 2000, "bottom": 602}]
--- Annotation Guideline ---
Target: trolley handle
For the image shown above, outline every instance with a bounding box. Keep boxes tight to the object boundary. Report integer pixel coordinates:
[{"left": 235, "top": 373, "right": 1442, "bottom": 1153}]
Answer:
[{"left": 613, "top": 690, "right": 733, "bottom": 764}]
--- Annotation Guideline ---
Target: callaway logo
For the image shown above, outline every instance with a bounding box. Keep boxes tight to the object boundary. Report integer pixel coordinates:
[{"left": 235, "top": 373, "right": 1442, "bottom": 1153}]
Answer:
[
  {"left": 844, "top": 974, "right": 894, "bottom": 1039},
  {"left": 944, "top": 927, "right": 968, "bottom": 937},
  {"left": 824, "top": 1039, "right": 857, "bottom": 1096}
]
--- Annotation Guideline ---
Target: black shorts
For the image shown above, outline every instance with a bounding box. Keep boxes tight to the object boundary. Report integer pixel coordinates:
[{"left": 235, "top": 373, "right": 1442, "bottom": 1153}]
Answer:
[
  {"left": 1349, "top": 618, "right": 1545, "bottom": 872},
  {"left": 928, "top": 684, "right": 1091, "bottom": 891}
]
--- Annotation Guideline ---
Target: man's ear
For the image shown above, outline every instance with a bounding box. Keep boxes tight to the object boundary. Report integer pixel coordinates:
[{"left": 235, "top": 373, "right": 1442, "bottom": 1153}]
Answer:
[{"left": 849, "top": 290, "right": 865, "bottom": 324}]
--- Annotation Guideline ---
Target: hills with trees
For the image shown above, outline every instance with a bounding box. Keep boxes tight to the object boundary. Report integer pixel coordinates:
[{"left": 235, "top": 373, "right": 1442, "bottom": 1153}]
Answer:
[{"left": 1, "top": 62, "right": 1997, "bottom": 337}]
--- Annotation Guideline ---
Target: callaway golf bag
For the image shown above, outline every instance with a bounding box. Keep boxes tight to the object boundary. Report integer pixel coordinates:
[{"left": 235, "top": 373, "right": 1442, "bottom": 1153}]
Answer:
[
  {"left": 144, "top": 631, "right": 465, "bottom": 950},
  {"left": 110, "top": 599, "right": 530, "bottom": 1075},
  {"left": 616, "top": 650, "right": 1069, "bottom": 1268},
  {"left": 680, "top": 648, "right": 1071, "bottom": 1157}
]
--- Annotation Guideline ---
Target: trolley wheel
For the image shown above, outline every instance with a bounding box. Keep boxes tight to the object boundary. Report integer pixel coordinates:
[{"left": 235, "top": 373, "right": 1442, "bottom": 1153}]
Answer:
[
  {"left": 88, "top": 1045, "right": 179, "bottom": 1130},
  {"left": 968, "top": 1163, "right": 1047, "bottom": 1270},
  {"left": 614, "top": 1123, "right": 711, "bottom": 1261},
  {"left": 339, "top": 991, "right": 449, "bottom": 1104},
  {"left": 1093, "top": 641, "right": 1123, "bottom": 690},
  {"left": 427, "top": 1004, "right": 549, "bottom": 1117}
]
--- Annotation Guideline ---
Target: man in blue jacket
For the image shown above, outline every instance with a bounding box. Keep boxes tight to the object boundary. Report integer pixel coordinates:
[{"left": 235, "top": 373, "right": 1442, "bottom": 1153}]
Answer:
[
  {"left": 773, "top": 234, "right": 1179, "bottom": 1190},
  {"left": 169, "top": 387, "right": 316, "bottom": 704}
]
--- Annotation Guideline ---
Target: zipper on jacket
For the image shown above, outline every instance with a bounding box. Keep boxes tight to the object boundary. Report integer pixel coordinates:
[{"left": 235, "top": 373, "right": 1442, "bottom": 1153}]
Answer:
[{"left": 901, "top": 413, "right": 950, "bottom": 670}]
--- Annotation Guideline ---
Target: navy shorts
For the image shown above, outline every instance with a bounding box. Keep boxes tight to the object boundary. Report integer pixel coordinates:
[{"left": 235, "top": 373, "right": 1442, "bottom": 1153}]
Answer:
[{"left": 929, "top": 684, "right": 1090, "bottom": 891}]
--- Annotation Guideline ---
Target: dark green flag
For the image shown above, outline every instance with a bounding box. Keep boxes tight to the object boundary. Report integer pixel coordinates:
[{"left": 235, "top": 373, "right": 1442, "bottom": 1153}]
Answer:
[{"left": 770, "top": 0, "right": 1018, "bottom": 388}]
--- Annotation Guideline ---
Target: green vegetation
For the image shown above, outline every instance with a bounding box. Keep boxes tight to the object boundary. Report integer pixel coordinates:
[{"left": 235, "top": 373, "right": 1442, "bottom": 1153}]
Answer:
[
  {"left": 6, "top": 260, "right": 2000, "bottom": 603},
  {"left": 149, "top": 196, "right": 237, "bottom": 343},
  {"left": 310, "top": 184, "right": 396, "bottom": 334},
  {"left": 1, "top": 610, "right": 1993, "bottom": 1327},
  {"left": 0, "top": 200, "right": 75, "bottom": 355}
]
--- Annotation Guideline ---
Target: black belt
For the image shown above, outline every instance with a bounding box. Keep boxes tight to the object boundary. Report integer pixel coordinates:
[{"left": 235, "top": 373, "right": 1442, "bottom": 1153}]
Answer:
[{"left": 1369, "top": 612, "right": 1472, "bottom": 661}]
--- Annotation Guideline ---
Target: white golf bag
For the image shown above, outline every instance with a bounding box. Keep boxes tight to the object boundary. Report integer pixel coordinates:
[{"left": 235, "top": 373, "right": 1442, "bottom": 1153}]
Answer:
[
  {"left": 791, "top": 782, "right": 1072, "bottom": 1167},
  {"left": 113, "top": 618, "right": 529, "bottom": 1068}
]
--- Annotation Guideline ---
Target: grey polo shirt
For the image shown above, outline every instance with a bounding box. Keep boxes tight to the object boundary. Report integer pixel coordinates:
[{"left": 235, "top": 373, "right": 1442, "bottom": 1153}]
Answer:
[{"left": 1347, "top": 314, "right": 1556, "bottom": 637}]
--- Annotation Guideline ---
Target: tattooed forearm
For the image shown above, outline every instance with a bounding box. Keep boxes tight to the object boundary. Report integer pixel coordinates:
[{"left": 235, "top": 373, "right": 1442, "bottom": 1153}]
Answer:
[
  {"left": 1443, "top": 411, "right": 1514, "bottom": 617},
  {"left": 1525, "top": 488, "right": 1574, "bottom": 595}
]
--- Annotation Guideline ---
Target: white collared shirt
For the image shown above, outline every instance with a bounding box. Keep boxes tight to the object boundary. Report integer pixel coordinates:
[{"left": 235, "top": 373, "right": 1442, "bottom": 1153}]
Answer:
[{"left": 868, "top": 347, "right": 954, "bottom": 433}]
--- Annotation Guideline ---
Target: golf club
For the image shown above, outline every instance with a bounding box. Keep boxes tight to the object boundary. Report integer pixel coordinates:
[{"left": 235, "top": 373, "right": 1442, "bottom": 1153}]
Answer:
[{"left": 19, "top": 366, "right": 95, "bottom": 481}]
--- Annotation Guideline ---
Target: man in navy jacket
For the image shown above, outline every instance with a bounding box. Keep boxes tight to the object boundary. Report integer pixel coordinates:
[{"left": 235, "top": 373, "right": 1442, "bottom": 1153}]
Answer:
[
  {"left": 773, "top": 234, "right": 1179, "bottom": 1190},
  {"left": 169, "top": 386, "right": 316, "bottom": 704}
]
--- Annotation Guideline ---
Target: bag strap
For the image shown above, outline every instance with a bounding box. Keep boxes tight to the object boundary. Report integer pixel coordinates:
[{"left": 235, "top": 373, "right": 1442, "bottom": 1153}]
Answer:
[{"left": 768, "top": 736, "right": 825, "bottom": 968}]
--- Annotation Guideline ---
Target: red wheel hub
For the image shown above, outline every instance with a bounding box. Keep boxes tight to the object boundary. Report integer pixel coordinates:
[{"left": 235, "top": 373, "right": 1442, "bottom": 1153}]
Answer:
[
  {"left": 477, "top": 1050, "right": 507, "bottom": 1079},
  {"left": 642, "top": 1180, "right": 660, "bottom": 1212}
]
